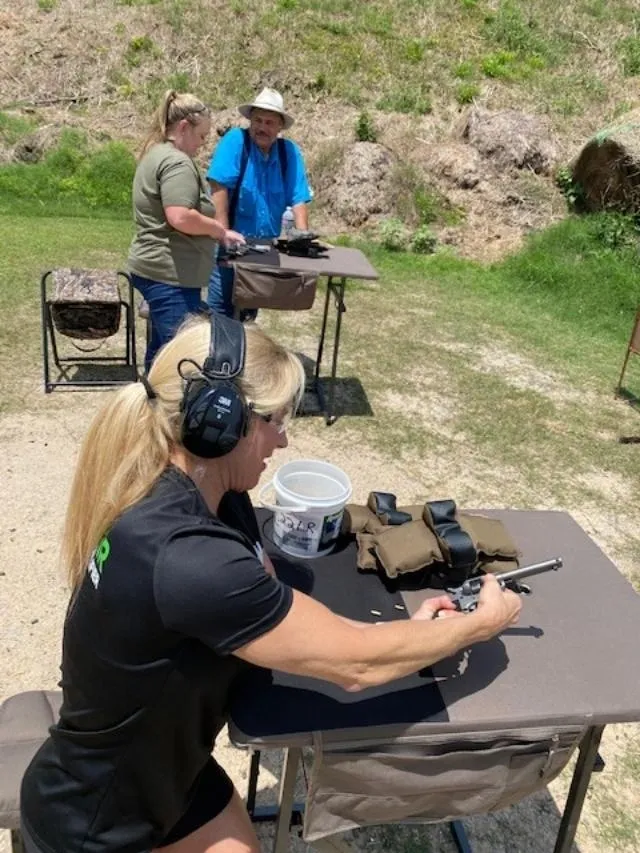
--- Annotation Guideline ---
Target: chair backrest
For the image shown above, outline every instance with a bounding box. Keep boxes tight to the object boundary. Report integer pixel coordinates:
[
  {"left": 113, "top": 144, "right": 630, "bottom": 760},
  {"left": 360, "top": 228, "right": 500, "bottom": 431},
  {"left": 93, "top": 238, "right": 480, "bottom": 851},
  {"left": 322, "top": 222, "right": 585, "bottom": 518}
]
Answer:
[{"left": 0, "top": 690, "right": 62, "bottom": 831}]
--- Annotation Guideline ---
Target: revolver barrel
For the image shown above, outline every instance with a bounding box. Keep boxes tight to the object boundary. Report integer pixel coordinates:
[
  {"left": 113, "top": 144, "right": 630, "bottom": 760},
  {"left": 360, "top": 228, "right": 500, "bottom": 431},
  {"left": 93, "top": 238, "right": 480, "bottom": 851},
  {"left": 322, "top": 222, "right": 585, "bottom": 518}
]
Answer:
[{"left": 494, "top": 557, "right": 562, "bottom": 587}]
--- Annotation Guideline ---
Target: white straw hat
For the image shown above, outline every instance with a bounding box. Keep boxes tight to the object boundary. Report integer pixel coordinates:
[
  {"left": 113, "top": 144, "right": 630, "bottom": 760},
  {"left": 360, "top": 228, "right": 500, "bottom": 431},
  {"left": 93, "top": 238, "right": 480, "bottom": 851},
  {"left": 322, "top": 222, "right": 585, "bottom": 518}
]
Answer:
[{"left": 238, "top": 87, "right": 294, "bottom": 129}]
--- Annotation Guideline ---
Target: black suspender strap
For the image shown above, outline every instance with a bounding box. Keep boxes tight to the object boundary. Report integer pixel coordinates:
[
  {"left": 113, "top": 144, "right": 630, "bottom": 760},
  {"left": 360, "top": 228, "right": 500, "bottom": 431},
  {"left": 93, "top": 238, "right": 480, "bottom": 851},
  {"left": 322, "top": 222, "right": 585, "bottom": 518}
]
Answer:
[
  {"left": 227, "top": 129, "right": 251, "bottom": 229},
  {"left": 227, "top": 130, "right": 289, "bottom": 229}
]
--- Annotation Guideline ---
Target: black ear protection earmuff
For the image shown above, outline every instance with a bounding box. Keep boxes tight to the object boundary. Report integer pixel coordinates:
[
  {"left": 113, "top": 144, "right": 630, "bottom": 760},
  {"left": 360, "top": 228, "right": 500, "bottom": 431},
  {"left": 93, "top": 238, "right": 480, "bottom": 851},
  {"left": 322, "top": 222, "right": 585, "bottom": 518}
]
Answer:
[{"left": 179, "top": 313, "right": 250, "bottom": 459}]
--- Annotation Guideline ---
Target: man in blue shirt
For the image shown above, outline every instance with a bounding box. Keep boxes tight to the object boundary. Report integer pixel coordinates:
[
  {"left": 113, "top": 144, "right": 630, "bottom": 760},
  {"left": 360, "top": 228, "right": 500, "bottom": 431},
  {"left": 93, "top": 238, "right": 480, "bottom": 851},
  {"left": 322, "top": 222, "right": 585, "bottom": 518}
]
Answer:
[{"left": 205, "top": 87, "right": 313, "bottom": 317}]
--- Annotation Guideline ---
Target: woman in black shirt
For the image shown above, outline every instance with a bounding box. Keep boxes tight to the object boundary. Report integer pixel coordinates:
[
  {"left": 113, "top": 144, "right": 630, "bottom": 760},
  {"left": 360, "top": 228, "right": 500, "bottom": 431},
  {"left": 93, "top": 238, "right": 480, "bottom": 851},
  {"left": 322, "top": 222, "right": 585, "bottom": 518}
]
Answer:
[{"left": 21, "top": 314, "right": 521, "bottom": 853}]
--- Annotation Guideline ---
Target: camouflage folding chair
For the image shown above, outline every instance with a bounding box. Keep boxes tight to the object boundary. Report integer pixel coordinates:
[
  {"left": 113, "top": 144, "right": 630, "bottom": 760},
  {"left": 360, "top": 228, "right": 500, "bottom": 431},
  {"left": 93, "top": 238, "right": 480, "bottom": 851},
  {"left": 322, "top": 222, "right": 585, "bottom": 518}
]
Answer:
[{"left": 40, "top": 268, "right": 138, "bottom": 392}]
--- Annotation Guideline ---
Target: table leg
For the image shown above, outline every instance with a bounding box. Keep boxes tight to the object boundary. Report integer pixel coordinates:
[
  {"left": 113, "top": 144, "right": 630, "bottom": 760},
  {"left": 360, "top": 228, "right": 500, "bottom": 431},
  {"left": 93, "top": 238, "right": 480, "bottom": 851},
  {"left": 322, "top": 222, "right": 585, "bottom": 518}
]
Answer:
[
  {"left": 272, "top": 747, "right": 302, "bottom": 853},
  {"left": 311, "top": 277, "right": 346, "bottom": 425},
  {"left": 246, "top": 748, "right": 261, "bottom": 816},
  {"left": 553, "top": 724, "right": 605, "bottom": 853},
  {"left": 449, "top": 820, "right": 473, "bottom": 853},
  {"left": 325, "top": 279, "right": 346, "bottom": 425},
  {"left": 314, "top": 278, "right": 333, "bottom": 384}
]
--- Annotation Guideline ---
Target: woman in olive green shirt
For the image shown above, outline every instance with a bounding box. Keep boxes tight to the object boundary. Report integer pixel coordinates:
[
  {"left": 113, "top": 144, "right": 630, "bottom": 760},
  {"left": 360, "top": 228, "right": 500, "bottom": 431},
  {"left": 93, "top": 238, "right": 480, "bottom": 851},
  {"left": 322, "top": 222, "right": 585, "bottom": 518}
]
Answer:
[{"left": 128, "top": 90, "right": 244, "bottom": 370}]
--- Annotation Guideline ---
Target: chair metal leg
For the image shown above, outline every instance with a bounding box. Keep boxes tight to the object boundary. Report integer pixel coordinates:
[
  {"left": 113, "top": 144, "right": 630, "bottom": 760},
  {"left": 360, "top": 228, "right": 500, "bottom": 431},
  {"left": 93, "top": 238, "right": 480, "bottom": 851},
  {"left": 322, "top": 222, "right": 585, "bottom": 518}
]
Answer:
[
  {"left": 272, "top": 747, "right": 302, "bottom": 853},
  {"left": 41, "top": 272, "right": 52, "bottom": 393}
]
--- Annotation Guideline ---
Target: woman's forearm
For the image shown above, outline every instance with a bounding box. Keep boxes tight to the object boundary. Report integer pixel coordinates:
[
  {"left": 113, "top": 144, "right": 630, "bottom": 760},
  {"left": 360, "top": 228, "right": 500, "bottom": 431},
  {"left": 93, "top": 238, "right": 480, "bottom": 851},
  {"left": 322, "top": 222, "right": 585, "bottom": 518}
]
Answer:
[
  {"left": 235, "top": 590, "right": 498, "bottom": 692},
  {"left": 164, "top": 205, "right": 227, "bottom": 240}
]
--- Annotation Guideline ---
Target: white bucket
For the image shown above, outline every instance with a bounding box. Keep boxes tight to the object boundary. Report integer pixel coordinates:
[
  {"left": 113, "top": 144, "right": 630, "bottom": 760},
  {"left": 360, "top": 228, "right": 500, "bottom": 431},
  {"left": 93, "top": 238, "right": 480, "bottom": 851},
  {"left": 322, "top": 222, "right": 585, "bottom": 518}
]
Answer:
[{"left": 260, "top": 459, "right": 352, "bottom": 559}]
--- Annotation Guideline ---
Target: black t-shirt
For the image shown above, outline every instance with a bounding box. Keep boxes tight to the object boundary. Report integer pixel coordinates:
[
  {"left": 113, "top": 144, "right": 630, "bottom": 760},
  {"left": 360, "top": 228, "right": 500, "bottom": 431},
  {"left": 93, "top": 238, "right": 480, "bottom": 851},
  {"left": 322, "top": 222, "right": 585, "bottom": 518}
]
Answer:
[{"left": 21, "top": 467, "right": 292, "bottom": 853}]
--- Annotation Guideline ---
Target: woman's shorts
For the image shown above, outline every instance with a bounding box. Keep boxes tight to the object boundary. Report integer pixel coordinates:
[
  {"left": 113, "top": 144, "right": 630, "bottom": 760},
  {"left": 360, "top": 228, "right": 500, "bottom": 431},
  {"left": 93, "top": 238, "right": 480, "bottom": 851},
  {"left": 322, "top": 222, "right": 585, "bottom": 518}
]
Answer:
[{"left": 158, "top": 756, "right": 235, "bottom": 846}]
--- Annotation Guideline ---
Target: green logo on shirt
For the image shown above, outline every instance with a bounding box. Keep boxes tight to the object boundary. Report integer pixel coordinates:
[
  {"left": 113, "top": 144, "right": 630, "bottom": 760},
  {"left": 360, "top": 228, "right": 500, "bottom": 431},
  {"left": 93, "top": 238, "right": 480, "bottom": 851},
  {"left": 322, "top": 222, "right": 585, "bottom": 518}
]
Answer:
[{"left": 88, "top": 536, "right": 110, "bottom": 589}]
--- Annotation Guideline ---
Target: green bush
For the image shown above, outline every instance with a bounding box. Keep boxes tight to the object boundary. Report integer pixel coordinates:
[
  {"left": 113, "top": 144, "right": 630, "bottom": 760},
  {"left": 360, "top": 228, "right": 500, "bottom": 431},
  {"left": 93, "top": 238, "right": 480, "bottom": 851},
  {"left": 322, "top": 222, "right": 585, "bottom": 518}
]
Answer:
[
  {"left": 0, "top": 130, "right": 135, "bottom": 217},
  {"left": 481, "top": 50, "right": 517, "bottom": 79},
  {"left": 456, "top": 82, "right": 480, "bottom": 105},
  {"left": 0, "top": 112, "right": 40, "bottom": 147},
  {"left": 410, "top": 226, "right": 437, "bottom": 254},
  {"left": 618, "top": 36, "right": 640, "bottom": 76},
  {"left": 454, "top": 61, "right": 475, "bottom": 80},
  {"left": 555, "top": 166, "right": 585, "bottom": 210},
  {"left": 378, "top": 218, "right": 409, "bottom": 251},
  {"left": 125, "top": 35, "right": 159, "bottom": 68},
  {"left": 355, "top": 111, "right": 377, "bottom": 142}
]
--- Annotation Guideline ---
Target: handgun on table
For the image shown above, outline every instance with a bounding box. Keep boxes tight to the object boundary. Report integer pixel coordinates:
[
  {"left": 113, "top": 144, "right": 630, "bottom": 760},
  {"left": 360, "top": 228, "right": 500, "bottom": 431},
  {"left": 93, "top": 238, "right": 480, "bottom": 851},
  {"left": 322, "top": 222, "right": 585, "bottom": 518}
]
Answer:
[{"left": 448, "top": 557, "right": 563, "bottom": 613}]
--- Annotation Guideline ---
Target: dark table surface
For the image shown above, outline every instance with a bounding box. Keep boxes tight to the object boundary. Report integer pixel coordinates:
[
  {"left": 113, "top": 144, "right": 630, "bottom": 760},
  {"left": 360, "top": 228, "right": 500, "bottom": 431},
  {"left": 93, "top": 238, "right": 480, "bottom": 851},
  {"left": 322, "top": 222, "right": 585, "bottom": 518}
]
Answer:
[
  {"left": 227, "top": 245, "right": 379, "bottom": 281},
  {"left": 229, "top": 509, "right": 640, "bottom": 747}
]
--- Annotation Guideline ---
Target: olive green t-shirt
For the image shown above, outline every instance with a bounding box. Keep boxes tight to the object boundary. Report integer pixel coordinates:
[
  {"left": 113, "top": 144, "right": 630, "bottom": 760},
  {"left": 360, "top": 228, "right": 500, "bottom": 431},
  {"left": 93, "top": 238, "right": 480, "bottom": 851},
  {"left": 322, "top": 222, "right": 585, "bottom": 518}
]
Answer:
[{"left": 128, "top": 142, "right": 216, "bottom": 289}]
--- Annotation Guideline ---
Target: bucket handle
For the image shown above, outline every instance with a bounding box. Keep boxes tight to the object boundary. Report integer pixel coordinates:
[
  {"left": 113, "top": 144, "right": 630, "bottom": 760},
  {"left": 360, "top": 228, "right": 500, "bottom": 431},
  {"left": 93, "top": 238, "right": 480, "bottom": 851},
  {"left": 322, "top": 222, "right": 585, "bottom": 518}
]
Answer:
[{"left": 258, "top": 480, "right": 310, "bottom": 514}]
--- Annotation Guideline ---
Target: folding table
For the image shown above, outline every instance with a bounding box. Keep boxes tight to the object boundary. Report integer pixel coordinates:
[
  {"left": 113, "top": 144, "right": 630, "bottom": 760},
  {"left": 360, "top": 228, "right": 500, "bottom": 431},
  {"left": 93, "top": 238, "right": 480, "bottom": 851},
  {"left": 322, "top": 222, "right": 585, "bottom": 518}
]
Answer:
[
  {"left": 227, "top": 246, "right": 378, "bottom": 424},
  {"left": 229, "top": 509, "right": 640, "bottom": 853}
]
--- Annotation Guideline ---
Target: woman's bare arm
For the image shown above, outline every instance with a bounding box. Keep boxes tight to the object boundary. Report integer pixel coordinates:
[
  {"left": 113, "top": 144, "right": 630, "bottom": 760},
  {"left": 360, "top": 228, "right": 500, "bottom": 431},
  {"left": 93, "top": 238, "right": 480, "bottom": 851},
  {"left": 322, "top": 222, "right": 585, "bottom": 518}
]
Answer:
[
  {"left": 164, "top": 205, "right": 243, "bottom": 245},
  {"left": 233, "top": 575, "right": 521, "bottom": 691}
]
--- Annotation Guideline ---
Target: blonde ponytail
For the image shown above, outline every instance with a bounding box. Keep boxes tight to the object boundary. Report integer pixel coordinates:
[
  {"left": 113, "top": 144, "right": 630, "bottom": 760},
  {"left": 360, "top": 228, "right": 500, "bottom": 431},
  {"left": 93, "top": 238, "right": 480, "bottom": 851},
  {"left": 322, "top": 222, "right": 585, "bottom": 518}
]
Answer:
[
  {"left": 62, "top": 382, "right": 173, "bottom": 588},
  {"left": 139, "top": 89, "right": 209, "bottom": 157},
  {"left": 63, "top": 315, "right": 304, "bottom": 589}
]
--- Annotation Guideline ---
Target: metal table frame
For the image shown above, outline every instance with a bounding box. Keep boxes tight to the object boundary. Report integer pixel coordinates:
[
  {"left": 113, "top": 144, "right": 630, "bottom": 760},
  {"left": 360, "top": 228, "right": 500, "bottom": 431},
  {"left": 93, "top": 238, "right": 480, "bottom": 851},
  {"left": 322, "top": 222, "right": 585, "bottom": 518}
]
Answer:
[{"left": 228, "top": 246, "right": 378, "bottom": 425}]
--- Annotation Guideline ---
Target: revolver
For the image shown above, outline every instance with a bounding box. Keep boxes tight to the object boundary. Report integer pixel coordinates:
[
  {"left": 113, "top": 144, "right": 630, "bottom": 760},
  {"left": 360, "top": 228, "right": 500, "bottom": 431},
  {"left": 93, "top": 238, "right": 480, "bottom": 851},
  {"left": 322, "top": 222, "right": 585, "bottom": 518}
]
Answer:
[{"left": 447, "top": 558, "right": 563, "bottom": 613}]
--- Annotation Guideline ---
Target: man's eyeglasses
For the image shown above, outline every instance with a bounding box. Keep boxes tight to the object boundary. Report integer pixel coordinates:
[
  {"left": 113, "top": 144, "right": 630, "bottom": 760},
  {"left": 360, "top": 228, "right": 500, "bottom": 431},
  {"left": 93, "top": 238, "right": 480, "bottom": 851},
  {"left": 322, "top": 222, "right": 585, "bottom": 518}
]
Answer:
[{"left": 256, "top": 412, "right": 289, "bottom": 435}]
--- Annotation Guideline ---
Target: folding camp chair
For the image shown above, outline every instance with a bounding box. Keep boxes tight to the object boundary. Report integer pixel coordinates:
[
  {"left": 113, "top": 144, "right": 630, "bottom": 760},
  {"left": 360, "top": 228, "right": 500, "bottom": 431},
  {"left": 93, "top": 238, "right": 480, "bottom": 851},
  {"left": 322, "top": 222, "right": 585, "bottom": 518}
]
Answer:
[
  {"left": 616, "top": 305, "right": 640, "bottom": 396},
  {"left": 0, "top": 691, "right": 62, "bottom": 853},
  {"left": 41, "top": 268, "right": 138, "bottom": 393}
]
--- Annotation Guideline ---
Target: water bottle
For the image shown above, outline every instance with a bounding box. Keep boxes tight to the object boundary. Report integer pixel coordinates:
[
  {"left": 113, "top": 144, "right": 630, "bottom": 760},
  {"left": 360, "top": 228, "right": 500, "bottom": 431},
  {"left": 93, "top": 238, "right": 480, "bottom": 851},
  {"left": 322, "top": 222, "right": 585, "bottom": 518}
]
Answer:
[{"left": 281, "top": 206, "right": 294, "bottom": 236}]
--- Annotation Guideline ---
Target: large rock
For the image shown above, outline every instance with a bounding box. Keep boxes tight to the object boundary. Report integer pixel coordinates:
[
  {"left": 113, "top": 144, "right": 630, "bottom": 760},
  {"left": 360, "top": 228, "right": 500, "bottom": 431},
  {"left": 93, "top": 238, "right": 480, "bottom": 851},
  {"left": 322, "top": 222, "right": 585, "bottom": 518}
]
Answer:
[
  {"left": 463, "top": 108, "right": 557, "bottom": 175},
  {"left": 324, "top": 142, "right": 394, "bottom": 226}
]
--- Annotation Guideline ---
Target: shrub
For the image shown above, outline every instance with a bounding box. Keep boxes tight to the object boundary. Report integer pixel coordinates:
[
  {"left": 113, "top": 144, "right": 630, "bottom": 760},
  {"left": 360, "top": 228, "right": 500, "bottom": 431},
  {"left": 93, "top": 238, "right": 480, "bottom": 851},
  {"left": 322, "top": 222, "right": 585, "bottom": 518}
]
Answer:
[
  {"left": 355, "top": 111, "right": 377, "bottom": 143},
  {"left": 379, "top": 218, "right": 409, "bottom": 251},
  {"left": 618, "top": 36, "right": 640, "bottom": 76},
  {"left": 456, "top": 83, "right": 480, "bottom": 105},
  {"left": 125, "top": 35, "right": 159, "bottom": 68},
  {"left": 481, "top": 51, "right": 517, "bottom": 79},
  {"left": 555, "top": 166, "right": 585, "bottom": 210},
  {"left": 0, "top": 112, "right": 40, "bottom": 147},
  {"left": 454, "top": 61, "right": 475, "bottom": 80},
  {"left": 0, "top": 130, "right": 136, "bottom": 217},
  {"left": 410, "top": 226, "right": 438, "bottom": 254}
]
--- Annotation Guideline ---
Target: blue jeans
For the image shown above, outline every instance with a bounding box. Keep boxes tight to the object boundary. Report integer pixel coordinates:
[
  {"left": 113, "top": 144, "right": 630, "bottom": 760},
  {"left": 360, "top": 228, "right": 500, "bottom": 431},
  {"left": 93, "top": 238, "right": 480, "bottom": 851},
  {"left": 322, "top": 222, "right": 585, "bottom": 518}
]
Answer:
[
  {"left": 131, "top": 275, "right": 208, "bottom": 372},
  {"left": 207, "top": 247, "right": 257, "bottom": 322}
]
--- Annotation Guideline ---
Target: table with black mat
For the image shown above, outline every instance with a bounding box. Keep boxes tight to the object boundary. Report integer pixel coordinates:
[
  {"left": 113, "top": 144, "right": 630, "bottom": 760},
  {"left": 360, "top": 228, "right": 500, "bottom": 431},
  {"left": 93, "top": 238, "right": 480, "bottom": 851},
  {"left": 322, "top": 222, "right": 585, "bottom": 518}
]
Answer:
[
  {"left": 228, "top": 508, "right": 640, "bottom": 853},
  {"left": 226, "top": 244, "right": 379, "bottom": 424}
]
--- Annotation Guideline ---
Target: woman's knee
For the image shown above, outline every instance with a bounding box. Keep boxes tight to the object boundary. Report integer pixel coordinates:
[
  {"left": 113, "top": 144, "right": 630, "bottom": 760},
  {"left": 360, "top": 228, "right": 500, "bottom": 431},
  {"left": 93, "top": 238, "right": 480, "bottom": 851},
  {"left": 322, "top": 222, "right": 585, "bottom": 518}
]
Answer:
[{"left": 154, "top": 789, "right": 260, "bottom": 853}]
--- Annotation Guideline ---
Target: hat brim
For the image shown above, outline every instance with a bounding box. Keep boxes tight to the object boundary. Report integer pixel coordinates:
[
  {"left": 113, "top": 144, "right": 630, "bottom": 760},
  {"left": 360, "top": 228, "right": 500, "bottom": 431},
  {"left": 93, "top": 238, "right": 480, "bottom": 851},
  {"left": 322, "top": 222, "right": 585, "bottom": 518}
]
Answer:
[{"left": 238, "top": 104, "right": 294, "bottom": 130}]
